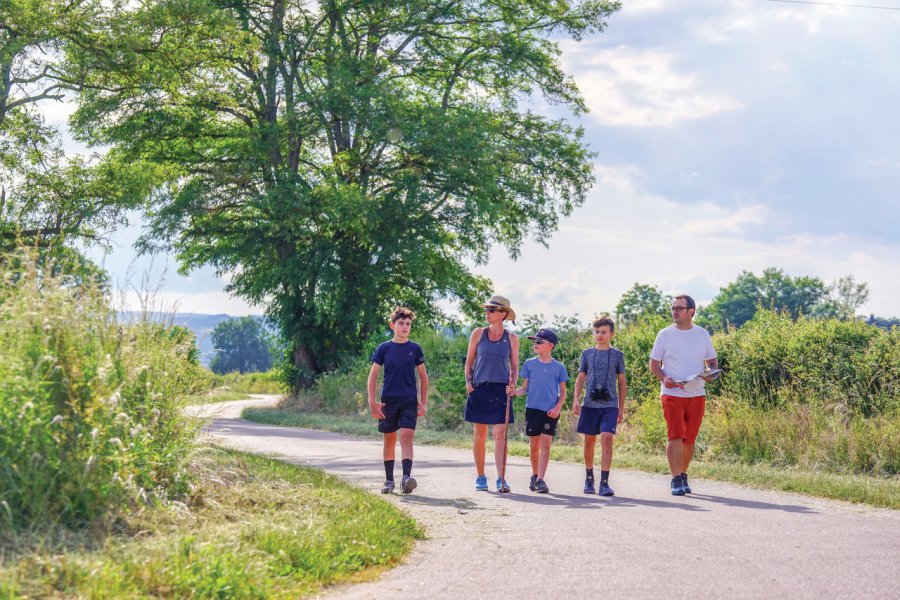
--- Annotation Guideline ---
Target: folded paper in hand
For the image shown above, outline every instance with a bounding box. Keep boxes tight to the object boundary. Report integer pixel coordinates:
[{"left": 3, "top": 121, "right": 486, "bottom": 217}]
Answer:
[{"left": 676, "top": 369, "right": 722, "bottom": 385}]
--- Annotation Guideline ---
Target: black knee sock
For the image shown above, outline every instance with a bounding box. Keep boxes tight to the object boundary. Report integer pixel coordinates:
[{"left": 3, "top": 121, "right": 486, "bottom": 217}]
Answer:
[
  {"left": 402, "top": 459, "right": 412, "bottom": 477},
  {"left": 586, "top": 467, "right": 594, "bottom": 479},
  {"left": 601, "top": 470, "right": 610, "bottom": 485},
  {"left": 384, "top": 460, "right": 395, "bottom": 481}
]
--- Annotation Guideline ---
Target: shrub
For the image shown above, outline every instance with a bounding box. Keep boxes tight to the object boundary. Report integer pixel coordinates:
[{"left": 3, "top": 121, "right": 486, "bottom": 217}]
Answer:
[{"left": 0, "top": 253, "right": 205, "bottom": 531}]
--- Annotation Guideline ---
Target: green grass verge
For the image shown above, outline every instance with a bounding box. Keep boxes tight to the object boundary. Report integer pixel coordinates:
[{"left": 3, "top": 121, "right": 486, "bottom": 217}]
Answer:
[
  {"left": 0, "top": 446, "right": 422, "bottom": 599},
  {"left": 242, "top": 408, "right": 900, "bottom": 510}
]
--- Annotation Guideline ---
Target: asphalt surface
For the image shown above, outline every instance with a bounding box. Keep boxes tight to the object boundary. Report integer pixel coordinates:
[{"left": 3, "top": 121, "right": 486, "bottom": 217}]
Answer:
[{"left": 189, "top": 397, "right": 900, "bottom": 600}]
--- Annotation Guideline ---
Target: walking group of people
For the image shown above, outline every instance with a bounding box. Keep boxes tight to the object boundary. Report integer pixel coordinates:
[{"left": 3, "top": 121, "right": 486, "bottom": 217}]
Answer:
[{"left": 367, "top": 293, "right": 719, "bottom": 498}]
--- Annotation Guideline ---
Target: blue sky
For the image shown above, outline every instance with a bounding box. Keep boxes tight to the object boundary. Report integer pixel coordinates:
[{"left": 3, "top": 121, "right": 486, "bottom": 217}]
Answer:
[{"left": 60, "top": 0, "right": 900, "bottom": 319}]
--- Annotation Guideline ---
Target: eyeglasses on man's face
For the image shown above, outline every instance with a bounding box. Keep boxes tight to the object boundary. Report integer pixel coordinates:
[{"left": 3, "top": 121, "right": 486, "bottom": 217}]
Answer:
[{"left": 671, "top": 306, "right": 690, "bottom": 313}]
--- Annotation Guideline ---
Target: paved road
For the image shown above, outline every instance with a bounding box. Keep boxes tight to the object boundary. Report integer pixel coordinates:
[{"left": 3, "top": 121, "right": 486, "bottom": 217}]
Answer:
[{"left": 191, "top": 397, "right": 900, "bottom": 600}]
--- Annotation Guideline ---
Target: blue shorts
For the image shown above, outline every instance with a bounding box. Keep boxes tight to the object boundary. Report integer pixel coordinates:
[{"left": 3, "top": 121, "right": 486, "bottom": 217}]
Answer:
[
  {"left": 464, "top": 383, "right": 514, "bottom": 425},
  {"left": 577, "top": 406, "right": 618, "bottom": 435},
  {"left": 378, "top": 397, "right": 418, "bottom": 433}
]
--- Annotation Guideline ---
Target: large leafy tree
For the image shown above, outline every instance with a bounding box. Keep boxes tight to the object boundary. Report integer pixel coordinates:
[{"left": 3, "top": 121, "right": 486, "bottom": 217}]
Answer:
[
  {"left": 615, "top": 282, "right": 671, "bottom": 326},
  {"left": 703, "top": 267, "right": 827, "bottom": 330},
  {"left": 69, "top": 0, "right": 618, "bottom": 386},
  {"left": 1, "top": 0, "right": 161, "bottom": 256}
]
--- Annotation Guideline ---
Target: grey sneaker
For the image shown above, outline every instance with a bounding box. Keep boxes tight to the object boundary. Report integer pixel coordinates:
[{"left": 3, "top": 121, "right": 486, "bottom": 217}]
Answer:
[
  {"left": 529, "top": 474, "right": 538, "bottom": 491},
  {"left": 584, "top": 475, "right": 596, "bottom": 494},
  {"left": 382, "top": 480, "right": 395, "bottom": 494},
  {"left": 671, "top": 475, "right": 686, "bottom": 496},
  {"left": 681, "top": 473, "right": 692, "bottom": 494},
  {"left": 401, "top": 475, "right": 417, "bottom": 494},
  {"left": 535, "top": 479, "right": 549, "bottom": 494}
]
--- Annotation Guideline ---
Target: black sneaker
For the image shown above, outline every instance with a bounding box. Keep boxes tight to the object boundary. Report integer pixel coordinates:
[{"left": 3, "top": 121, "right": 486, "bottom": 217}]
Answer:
[
  {"left": 382, "top": 480, "right": 395, "bottom": 494},
  {"left": 401, "top": 475, "right": 417, "bottom": 494},
  {"left": 681, "top": 473, "right": 692, "bottom": 494},
  {"left": 529, "top": 474, "right": 538, "bottom": 491},
  {"left": 671, "top": 475, "right": 686, "bottom": 496},
  {"left": 584, "top": 475, "right": 596, "bottom": 494},
  {"left": 535, "top": 479, "right": 549, "bottom": 493},
  {"left": 598, "top": 483, "right": 615, "bottom": 497}
]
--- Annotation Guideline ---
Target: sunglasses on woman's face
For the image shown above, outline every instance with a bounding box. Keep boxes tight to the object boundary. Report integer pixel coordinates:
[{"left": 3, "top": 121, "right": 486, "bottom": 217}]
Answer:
[{"left": 484, "top": 307, "right": 505, "bottom": 313}]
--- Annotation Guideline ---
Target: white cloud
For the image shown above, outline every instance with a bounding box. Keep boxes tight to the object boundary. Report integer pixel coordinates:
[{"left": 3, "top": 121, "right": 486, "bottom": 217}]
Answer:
[
  {"left": 474, "top": 162, "right": 900, "bottom": 318},
  {"left": 562, "top": 44, "right": 743, "bottom": 127},
  {"left": 679, "top": 203, "right": 769, "bottom": 235}
]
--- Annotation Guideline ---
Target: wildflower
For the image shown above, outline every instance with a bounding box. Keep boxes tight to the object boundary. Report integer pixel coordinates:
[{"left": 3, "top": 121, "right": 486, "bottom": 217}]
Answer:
[{"left": 50, "top": 415, "right": 64, "bottom": 425}]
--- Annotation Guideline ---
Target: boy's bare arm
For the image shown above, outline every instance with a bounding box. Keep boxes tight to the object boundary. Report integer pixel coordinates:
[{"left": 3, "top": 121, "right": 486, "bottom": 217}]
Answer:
[
  {"left": 617, "top": 372, "right": 627, "bottom": 423},
  {"left": 416, "top": 363, "right": 428, "bottom": 416},
  {"left": 573, "top": 372, "right": 586, "bottom": 415},
  {"left": 367, "top": 363, "right": 384, "bottom": 419},
  {"left": 548, "top": 381, "right": 566, "bottom": 419}
]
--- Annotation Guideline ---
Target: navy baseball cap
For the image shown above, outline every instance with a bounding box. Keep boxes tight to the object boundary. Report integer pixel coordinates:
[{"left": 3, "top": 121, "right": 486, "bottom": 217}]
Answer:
[{"left": 527, "top": 328, "right": 559, "bottom": 346}]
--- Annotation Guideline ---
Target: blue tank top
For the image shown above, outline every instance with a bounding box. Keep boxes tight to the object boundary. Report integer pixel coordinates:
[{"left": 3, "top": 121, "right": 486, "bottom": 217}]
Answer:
[{"left": 473, "top": 328, "right": 511, "bottom": 385}]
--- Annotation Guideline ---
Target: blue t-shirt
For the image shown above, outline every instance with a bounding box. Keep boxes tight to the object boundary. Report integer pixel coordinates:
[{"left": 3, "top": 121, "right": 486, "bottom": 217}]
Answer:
[
  {"left": 371, "top": 340, "right": 425, "bottom": 399},
  {"left": 520, "top": 357, "right": 570, "bottom": 412}
]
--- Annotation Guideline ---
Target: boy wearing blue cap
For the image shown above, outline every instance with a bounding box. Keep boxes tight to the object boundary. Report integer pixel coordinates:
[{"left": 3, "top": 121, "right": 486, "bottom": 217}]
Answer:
[{"left": 513, "top": 328, "right": 569, "bottom": 494}]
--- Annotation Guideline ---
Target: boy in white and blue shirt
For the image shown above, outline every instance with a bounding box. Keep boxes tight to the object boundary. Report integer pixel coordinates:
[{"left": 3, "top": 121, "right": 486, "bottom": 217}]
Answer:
[{"left": 513, "top": 328, "right": 569, "bottom": 494}]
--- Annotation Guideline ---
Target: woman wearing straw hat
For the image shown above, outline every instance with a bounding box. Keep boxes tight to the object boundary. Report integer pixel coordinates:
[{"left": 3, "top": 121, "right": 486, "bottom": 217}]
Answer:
[{"left": 464, "top": 295, "right": 520, "bottom": 493}]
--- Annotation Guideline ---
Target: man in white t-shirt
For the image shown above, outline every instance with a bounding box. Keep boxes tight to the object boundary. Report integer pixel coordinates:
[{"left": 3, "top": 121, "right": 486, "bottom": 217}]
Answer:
[{"left": 649, "top": 294, "right": 718, "bottom": 496}]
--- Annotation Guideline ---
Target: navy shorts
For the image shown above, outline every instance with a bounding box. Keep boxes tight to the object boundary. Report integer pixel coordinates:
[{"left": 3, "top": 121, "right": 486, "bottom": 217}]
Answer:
[
  {"left": 464, "top": 383, "right": 514, "bottom": 425},
  {"left": 577, "top": 406, "right": 618, "bottom": 435},
  {"left": 525, "top": 408, "right": 559, "bottom": 437},
  {"left": 378, "top": 397, "right": 418, "bottom": 433}
]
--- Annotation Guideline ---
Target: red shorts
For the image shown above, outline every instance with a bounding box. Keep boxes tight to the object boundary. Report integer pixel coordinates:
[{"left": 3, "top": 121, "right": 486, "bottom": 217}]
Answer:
[{"left": 661, "top": 395, "right": 706, "bottom": 444}]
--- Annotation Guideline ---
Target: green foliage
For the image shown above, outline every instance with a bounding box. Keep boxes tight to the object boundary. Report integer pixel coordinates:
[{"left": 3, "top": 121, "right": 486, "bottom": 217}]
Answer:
[
  {"left": 209, "top": 316, "right": 277, "bottom": 375},
  {"left": 701, "top": 267, "right": 827, "bottom": 330},
  {"left": 0, "top": 251, "right": 206, "bottom": 531},
  {"left": 67, "top": 0, "right": 619, "bottom": 386},
  {"left": 1, "top": 0, "right": 166, "bottom": 256},
  {"left": 615, "top": 283, "right": 672, "bottom": 326},
  {"left": 714, "top": 309, "right": 900, "bottom": 417}
]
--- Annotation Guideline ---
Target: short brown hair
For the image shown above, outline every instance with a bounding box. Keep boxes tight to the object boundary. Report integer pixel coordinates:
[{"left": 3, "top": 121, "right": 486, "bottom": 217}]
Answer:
[
  {"left": 592, "top": 316, "right": 615, "bottom": 332},
  {"left": 674, "top": 294, "right": 696, "bottom": 311},
  {"left": 390, "top": 306, "right": 416, "bottom": 323}
]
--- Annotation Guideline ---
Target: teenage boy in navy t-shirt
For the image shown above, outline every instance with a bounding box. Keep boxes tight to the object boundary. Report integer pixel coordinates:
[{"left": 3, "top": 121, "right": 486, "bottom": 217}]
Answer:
[
  {"left": 367, "top": 307, "right": 429, "bottom": 494},
  {"left": 513, "top": 328, "right": 569, "bottom": 494}
]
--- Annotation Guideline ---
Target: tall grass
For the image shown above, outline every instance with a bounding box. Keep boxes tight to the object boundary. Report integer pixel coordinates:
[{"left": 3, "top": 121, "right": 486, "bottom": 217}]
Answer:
[{"left": 0, "top": 253, "right": 206, "bottom": 531}]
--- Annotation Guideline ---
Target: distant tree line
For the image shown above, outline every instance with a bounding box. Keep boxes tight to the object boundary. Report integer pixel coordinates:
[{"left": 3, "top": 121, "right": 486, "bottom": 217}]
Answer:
[{"left": 615, "top": 269, "right": 896, "bottom": 331}]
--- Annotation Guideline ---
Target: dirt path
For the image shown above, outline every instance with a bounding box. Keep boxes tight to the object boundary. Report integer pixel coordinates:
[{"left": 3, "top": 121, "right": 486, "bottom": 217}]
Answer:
[{"left": 190, "top": 397, "right": 900, "bottom": 599}]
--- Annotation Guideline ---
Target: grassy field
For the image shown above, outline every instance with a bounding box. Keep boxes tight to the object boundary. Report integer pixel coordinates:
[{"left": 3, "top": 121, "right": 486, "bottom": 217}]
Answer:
[
  {"left": 0, "top": 446, "right": 423, "bottom": 599},
  {"left": 243, "top": 407, "right": 900, "bottom": 510}
]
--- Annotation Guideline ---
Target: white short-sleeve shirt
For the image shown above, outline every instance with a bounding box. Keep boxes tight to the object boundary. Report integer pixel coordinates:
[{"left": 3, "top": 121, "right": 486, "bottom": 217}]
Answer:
[{"left": 649, "top": 325, "right": 717, "bottom": 398}]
